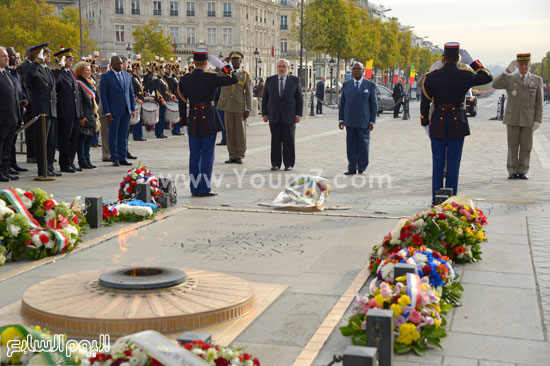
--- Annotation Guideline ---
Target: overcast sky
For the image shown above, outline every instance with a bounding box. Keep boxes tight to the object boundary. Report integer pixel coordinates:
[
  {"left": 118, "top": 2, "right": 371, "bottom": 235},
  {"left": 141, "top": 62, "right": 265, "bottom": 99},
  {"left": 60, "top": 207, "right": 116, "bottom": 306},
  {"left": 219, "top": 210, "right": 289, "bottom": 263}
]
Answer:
[{"left": 376, "top": 0, "right": 550, "bottom": 66}]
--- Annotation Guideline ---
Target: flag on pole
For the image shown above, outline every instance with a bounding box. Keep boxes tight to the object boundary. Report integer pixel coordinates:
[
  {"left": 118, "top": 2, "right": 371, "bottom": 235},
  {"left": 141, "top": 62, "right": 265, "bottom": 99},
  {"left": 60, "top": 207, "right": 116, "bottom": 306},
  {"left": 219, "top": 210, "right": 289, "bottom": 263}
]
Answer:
[
  {"left": 409, "top": 65, "right": 416, "bottom": 85},
  {"left": 365, "top": 59, "right": 374, "bottom": 79},
  {"left": 393, "top": 68, "right": 400, "bottom": 84}
]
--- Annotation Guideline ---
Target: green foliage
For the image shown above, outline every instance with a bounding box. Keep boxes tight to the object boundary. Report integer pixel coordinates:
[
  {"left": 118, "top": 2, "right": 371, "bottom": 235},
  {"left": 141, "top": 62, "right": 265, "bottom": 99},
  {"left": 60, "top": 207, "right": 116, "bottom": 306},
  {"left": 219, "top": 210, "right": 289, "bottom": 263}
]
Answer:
[
  {"left": 0, "top": 0, "right": 96, "bottom": 58},
  {"left": 132, "top": 20, "right": 175, "bottom": 67}
]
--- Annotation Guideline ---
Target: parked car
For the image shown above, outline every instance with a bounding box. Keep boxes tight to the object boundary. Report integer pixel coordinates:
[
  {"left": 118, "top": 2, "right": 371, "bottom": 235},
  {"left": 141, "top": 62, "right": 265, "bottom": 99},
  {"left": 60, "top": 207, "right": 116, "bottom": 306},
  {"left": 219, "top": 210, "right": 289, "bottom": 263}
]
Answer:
[
  {"left": 465, "top": 89, "right": 479, "bottom": 117},
  {"left": 376, "top": 85, "right": 402, "bottom": 114}
]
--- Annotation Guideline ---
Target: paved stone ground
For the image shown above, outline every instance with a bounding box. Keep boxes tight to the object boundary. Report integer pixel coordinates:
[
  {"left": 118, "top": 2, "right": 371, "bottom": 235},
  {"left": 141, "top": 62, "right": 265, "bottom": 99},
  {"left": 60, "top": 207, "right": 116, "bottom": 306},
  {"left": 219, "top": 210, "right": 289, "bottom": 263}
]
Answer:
[{"left": 0, "top": 93, "right": 549, "bottom": 365}]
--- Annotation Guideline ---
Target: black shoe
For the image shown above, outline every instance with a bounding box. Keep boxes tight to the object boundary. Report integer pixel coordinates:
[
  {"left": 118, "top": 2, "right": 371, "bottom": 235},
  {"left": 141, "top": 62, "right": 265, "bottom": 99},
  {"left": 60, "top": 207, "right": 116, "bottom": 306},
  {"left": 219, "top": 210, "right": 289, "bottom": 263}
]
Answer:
[
  {"left": 80, "top": 164, "right": 92, "bottom": 169},
  {"left": 284, "top": 166, "right": 293, "bottom": 171},
  {"left": 119, "top": 161, "right": 132, "bottom": 166},
  {"left": 127, "top": 153, "right": 137, "bottom": 160},
  {"left": 235, "top": 158, "right": 243, "bottom": 164},
  {"left": 216, "top": 142, "right": 227, "bottom": 146},
  {"left": 91, "top": 144, "right": 98, "bottom": 148},
  {"left": 61, "top": 167, "right": 76, "bottom": 173},
  {"left": 508, "top": 173, "right": 519, "bottom": 179},
  {"left": 199, "top": 192, "right": 218, "bottom": 197},
  {"left": 9, "top": 168, "right": 19, "bottom": 175},
  {"left": 358, "top": 170, "right": 366, "bottom": 175},
  {"left": 72, "top": 165, "right": 83, "bottom": 172},
  {"left": 112, "top": 162, "right": 120, "bottom": 167},
  {"left": 12, "top": 164, "right": 28, "bottom": 172},
  {"left": 518, "top": 174, "right": 528, "bottom": 180},
  {"left": 225, "top": 158, "right": 237, "bottom": 164},
  {"left": 103, "top": 158, "right": 111, "bottom": 162},
  {"left": 47, "top": 170, "right": 62, "bottom": 177},
  {"left": 271, "top": 166, "right": 280, "bottom": 171},
  {"left": 156, "top": 134, "right": 168, "bottom": 139},
  {"left": 134, "top": 138, "right": 147, "bottom": 142},
  {"left": 172, "top": 132, "right": 182, "bottom": 136},
  {"left": 344, "top": 170, "right": 357, "bottom": 175},
  {"left": 0, "top": 172, "right": 9, "bottom": 182},
  {"left": 88, "top": 163, "right": 96, "bottom": 169},
  {"left": 7, "top": 174, "right": 19, "bottom": 181}
]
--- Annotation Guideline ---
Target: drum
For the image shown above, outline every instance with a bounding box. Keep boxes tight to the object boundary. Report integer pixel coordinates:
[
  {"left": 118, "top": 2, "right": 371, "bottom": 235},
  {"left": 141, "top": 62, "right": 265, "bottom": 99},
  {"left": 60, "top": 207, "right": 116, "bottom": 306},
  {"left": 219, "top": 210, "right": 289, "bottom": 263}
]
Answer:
[
  {"left": 142, "top": 101, "right": 160, "bottom": 126},
  {"left": 130, "top": 104, "right": 141, "bottom": 125},
  {"left": 165, "top": 101, "right": 180, "bottom": 124}
]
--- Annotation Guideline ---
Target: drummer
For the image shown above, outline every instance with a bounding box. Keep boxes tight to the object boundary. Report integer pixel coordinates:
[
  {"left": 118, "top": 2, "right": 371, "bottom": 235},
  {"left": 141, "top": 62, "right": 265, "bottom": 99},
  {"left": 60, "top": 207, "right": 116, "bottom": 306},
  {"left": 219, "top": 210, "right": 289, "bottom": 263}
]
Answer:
[
  {"left": 152, "top": 63, "right": 173, "bottom": 139},
  {"left": 130, "top": 59, "right": 146, "bottom": 142}
]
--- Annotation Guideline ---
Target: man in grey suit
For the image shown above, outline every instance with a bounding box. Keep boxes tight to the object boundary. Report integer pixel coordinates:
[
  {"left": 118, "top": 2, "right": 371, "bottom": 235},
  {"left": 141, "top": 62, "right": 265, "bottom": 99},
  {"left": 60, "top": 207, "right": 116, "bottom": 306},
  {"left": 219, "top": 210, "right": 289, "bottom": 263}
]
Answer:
[
  {"left": 338, "top": 62, "right": 378, "bottom": 175},
  {"left": 493, "top": 53, "right": 544, "bottom": 180},
  {"left": 262, "top": 59, "right": 303, "bottom": 171}
]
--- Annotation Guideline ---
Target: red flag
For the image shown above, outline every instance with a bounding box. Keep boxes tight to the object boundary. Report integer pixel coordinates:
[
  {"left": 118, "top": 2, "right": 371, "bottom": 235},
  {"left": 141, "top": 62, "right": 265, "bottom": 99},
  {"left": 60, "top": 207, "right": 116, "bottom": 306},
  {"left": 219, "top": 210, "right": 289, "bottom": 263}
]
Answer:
[{"left": 272, "top": 46, "right": 274, "bottom": 57}]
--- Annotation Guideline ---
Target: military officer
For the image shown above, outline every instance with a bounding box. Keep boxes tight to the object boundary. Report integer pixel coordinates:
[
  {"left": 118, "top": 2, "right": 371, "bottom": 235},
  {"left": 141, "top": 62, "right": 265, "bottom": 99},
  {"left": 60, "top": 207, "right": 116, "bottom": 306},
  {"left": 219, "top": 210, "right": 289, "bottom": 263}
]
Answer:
[
  {"left": 26, "top": 43, "right": 61, "bottom": 177},
  {"left": 492, "top": 53, "right": 544, "bottom": 180},
  {"left": 17, "top": 46, "right": 38, "bottom": 163},
  {"left": 165, "top": 62, "right": 181, "bottom": 135},
  {"left": 177, "top": 48, "right": 238, "bottom": 197},
  {"left": 129, "top": 59, "right": 146, "bottom": 142},
  {"left": 217, "top": 51, "right": 252, "bottom": 164},
  {"left": 53, "top": 47, "right": 83, "bottom": 173},
  {"left": 152, "top": 63, "right": 171, "bottom": 139},
  {"left": 421, "top": 42, "right": 492, "bottom": 204}
]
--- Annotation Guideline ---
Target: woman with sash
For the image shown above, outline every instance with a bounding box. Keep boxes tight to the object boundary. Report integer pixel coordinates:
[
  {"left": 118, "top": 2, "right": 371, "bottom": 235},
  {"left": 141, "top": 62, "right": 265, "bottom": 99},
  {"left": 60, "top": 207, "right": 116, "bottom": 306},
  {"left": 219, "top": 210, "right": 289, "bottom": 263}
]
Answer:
[{"left": 75, "top": 62, "right": 100, "bottom": 169}]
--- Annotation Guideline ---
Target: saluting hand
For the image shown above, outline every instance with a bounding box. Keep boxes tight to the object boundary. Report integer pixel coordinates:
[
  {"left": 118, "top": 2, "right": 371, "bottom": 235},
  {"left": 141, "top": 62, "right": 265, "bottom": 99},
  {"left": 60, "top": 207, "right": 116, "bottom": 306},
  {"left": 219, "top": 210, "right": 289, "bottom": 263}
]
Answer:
[{"left": 506, "top": 60, "right": 518, "bottom": 74}]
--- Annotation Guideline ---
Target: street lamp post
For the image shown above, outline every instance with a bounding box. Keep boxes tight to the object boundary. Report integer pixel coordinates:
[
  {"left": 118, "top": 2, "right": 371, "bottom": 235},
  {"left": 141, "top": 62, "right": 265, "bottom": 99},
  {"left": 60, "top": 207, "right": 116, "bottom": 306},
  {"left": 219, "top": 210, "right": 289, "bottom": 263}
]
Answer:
[
  {"left": 328, "top": 57, "right": 335, "bottom": 105},
  {"left": 299, "top": 0, "right": 304, "bottom": 88},
  {"left": 253, "top": 48, "right": 259, "bottom": 81},
  {"left": 126, "top": 44, "right": 132, "bottom": 59},
  {"left": 258, "top": 59, "right": 262, "bottom": 79},
  {"left": 78, "top": 0, "right": 84, "bottom": 56}
]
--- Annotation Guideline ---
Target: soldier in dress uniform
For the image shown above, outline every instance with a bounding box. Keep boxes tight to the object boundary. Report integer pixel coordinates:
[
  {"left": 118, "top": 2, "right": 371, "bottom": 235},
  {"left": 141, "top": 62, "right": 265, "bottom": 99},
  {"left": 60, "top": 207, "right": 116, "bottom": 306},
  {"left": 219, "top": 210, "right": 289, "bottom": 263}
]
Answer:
[
  {"left": 165, "top": 62, "right": 181, "bottom": 135},
  {"left": 17, "top": 47, "right": 37, "bottom": 164},
  {"left": 177, "top": 48, "right": 238, "bottom": 197},
  {"left": 53, "top": 47, "right": 84, "bottom": 173},
  {"left": 492, "top": 53, "right": 544, "bottom": 180},
  {"left": 217, "top": 51, "right": 252, "bottom": 165},
  {"left": 421, "top": 42, "right": 492, "bottom": 204},
  {"left": 26, "top": 43, "right": 61, "bottom": 177},
  {"left": 129, "top": 59, "right": 146, "bottom": 142},
  {"left": 143, "top": 62, "right": 153, "bottom": 95},
  {"left": 152, "top": 63, "right": 170, "bottom": 139}
]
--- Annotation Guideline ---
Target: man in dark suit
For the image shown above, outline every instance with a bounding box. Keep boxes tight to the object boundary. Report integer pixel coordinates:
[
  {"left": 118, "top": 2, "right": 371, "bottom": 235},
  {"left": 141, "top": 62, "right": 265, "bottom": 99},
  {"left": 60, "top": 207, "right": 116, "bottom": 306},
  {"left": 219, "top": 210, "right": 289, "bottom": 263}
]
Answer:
[
  {"left": 17, "top": 47, "right": 36, "bottom": 164},
  {"left": 393, "top": 78, "right": 404, "bottom": 118},
  {"left": 53, "top": 48, "right": 83, "bottom": 173},
  {"left": 177, "top": 49, "right": 238, "bottom": 197},
  {"left": 421, "top": 42, "right": 492, "bottom": 204},
  {"left": 338, "top": 62, "right": 378, "bottom": 175},
  {"left": 315, "top": 77, "right": 325, "bottom": 114},
  {"left": 6, "top": 47, "right": 28, "bottom": 174},
  {"left": 0, "top": 47, "right": 21, "bottom": 181},
  {"left": 99, "top": 55, "right": 136, "bottom": 166},
  {"left": 262, "top": 59, "right": 303, "bottom": 171},
  {"left": 27, "top": 44, "right": 60, "bottom": 177}
]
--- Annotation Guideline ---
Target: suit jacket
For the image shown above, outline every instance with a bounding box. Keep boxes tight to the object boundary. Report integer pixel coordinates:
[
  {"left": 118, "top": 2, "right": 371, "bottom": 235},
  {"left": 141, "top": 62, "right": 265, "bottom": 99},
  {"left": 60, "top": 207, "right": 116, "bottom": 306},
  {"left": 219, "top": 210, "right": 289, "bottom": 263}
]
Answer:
[
  {"left": 217, "top": 69, "right": 252, "bottom": 114},
  {"left": 492, "top": 72, "right": 543, "bottom": 127},
  {"left": 338, "top": 78, "right": 378, "bottom": 128},
  {"left": 0, "top": 69, "right": 21, "bottom": 127},
  {"left": 316, "top": 81, "right": 325, "bottom": 99},
  {"left": 99, "top": 69, "right": 135, "bottom": 118},
  {"left": 393, "top": 83, "right": 404, "bottom": 101},
  {"left": 76, "top": 77, "right": 98, "bottom": 136},
  {"left": 54, "top": 68, "right": 83, "bottom": 119},
  {"left": 27, "top": 62, "right": 57, "bottom": 118},
  {"left": 261, "top": 74, "right": 303, "bottom": 124},
  {"left": 17, "top": 59, "right": 33, "bottom": 105}
]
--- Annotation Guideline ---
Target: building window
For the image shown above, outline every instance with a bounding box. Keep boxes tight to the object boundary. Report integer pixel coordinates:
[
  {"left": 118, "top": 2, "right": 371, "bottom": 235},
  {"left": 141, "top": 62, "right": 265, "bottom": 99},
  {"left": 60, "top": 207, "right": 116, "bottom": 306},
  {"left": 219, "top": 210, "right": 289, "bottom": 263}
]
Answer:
[
  {"left": 153, "top": 1, "right": 162, "bottom": 15},
  {"left": 223, "top": 2, "right": 231, "bottom": 17},
  {"left": 170, "top": 1, "right": 178, "bottom": 16},
  {"left": 169, "top": 26, "right": 180, "bottom": 44},
  {"left": 207, "top": 2, "right": 215, "bottom": 16},
  {"left": 280, "top": 38, "right": 287, "bottom": 55},
  {"left": 131, "top": 0, "right": 140, "bottom": 14},
  {"left": 115, "top": 0, "right": 124, "bottom": 14},
  {"left": 186, "top": 27, "right": 196, "bottom": 45},
  {"left": 186, "top": 2, "right": 194, "bottom": 16},
  {"left": 207, "top": 27, "right": 217, "bottom": 46},
  {"left": 222, "top": 27, "right": 232, "bottom": 45},
  {"left": 115, "top": 25, "right": 125, "bottom": 43},
  {"left": 281, "top": 0, "right": 287, "bottom": 5},
  {"left": 280, "top": 15, "right": 288, "bottom": 30}
]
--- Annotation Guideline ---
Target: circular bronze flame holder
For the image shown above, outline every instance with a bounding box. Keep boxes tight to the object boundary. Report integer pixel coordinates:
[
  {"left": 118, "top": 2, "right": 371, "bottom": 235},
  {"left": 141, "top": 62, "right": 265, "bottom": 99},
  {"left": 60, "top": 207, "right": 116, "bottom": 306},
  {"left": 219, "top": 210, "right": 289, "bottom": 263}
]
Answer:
[{"left": 21, "top": 269, "right": 255, "bottom": 339}]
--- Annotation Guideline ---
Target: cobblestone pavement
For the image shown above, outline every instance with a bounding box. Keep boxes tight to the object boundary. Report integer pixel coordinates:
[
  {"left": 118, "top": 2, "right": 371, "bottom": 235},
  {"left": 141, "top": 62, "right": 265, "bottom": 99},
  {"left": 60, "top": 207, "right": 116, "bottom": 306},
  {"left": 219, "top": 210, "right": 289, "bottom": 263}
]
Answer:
[{"left": 527, "top": 216, "right": 550, "bottom": 336}]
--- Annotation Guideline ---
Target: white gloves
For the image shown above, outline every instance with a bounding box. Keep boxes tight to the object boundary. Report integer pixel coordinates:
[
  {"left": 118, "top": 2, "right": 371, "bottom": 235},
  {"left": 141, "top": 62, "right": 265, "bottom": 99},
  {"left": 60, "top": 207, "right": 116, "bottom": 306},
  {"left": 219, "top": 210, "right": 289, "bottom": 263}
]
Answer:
[
  {"left": 208, "top": 55, "right": 224, "bottom": 70},
  {"left": 429, "top": 60, "right": 442, "bottom": 72},
  {"left": 183, "top": 126, "right": 188, "bottom": 135},
  {"left": 459, "top": 49, "right": 474, "bottom": 66},
  {"left": 58, "top": 56, "right": 66, "bottom": 67},
  {"left": 533, "top": 122, "right": 541, "bottom": 131},
  {"left": 423, "top": 125, "right": 430, "bottom": 137},
  {"left": 506, "top": 60, "right": 518, "bottom": 74},
  {"left": 37, "top": 49, "right": 44, "bottom": 62}
]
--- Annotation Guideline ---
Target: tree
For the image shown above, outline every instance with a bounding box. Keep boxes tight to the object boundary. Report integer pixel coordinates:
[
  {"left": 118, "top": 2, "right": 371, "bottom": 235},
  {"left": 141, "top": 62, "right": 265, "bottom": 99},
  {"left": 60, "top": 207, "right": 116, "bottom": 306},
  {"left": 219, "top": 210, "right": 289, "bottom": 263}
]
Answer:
[
  {"left": 132, "top": 20, "right": 175, "bottom": 66},
  {"left": 0, "top": 0, "right": 95, "bottom": 58}
]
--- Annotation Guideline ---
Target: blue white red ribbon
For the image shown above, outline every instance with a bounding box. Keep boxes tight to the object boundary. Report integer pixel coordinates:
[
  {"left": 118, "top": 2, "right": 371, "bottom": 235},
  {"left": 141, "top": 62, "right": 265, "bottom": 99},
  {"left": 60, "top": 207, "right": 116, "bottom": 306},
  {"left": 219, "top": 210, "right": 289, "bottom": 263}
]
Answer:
[{"left": 406, "top": 272, "right": 422, "bottom": 308}]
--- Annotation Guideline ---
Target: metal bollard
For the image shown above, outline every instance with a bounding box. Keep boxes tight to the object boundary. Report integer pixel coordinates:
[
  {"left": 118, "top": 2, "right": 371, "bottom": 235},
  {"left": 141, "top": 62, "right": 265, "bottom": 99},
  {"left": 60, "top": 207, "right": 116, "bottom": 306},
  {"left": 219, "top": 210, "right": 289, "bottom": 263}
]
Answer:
[
  {"left": 394, "top": 263, "right": 417, "bottom": 280},
  {"left": 136, "top": 182, "right": 151, "bottom": 203},
  {"left": 310, "top": 92, "right": 315, "bottom": 116},
  {"left": 365, "top": 308, "right": 394, "bottom": 366},
  {"left": 343, "top": 345, "right": 377, "bottom": 366},
  {"left": 176, "top": 331, "right": 212, "bottom": 345},
  {"left": 85, "top": 196, "right": 103, "bottom": 229}
]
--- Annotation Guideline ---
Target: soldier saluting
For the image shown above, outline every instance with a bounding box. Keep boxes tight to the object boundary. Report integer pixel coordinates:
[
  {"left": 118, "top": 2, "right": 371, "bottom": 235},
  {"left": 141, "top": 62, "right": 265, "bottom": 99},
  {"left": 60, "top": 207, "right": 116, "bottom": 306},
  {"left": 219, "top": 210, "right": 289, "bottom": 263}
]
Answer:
[
  {"left": 421, "top": 42, "right": 492, "bottom": 205},
  {"left": 177, "top": 48, "right": 238, "bottom": 197},
  {"left": 493, "top": 53, "right": 544, "bottom": 180}
]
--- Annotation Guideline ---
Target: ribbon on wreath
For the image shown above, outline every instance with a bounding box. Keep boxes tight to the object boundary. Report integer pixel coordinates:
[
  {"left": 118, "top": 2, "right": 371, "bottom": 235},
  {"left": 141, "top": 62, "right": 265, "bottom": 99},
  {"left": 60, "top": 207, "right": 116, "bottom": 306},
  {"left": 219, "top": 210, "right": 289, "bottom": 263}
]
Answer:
[
  {"left": 406, "top": 272, "right": 423, "bottom": 308},
  {"left": 1, "top": 188, "right": 68, "bottom": 253}
]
